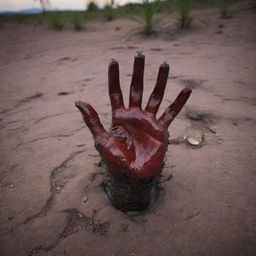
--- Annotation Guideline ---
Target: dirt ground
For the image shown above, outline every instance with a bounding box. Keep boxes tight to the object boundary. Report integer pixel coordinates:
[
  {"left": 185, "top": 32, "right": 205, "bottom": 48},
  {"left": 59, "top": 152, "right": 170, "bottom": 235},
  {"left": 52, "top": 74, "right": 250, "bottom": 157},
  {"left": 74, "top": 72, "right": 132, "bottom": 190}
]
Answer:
[{"left": 0, "top": 2, "right": 256, "bottom": 256}]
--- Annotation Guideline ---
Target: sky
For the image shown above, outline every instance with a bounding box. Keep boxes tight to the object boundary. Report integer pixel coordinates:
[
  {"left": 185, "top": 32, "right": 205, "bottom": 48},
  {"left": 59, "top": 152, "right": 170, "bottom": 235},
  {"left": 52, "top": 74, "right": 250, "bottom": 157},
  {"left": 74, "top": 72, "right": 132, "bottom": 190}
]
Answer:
[{"left": 0, "top": 0, "right": 135, "bottom": 11}]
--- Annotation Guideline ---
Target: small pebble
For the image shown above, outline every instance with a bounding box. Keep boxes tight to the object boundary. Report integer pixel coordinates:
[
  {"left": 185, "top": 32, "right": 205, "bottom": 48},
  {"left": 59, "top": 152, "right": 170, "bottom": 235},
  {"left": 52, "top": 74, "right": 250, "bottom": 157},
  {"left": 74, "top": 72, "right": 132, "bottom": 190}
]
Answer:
[
  {"left": 217, "top": 138, "right": 223, "bottom": 144},
  {"left": 208, "top": 126, "right": 217, "bottom": 134},
  {"left": 185, "top": 128, "right": 204, "bottom": 147},
  {"left": 169, "top": 136, "right": 185, "bottom": 145},
  {"left": 77, "top": 213, "right": 83, "bottom": 218},
  {"left": 9, "top": 184, "right": 14, "bottom": 188},
  {"left": 187, "top": 137, "right": 200, "bottom": 146},
  {"left": 83, "top": 196, "right": 88, "bottom": 203}
]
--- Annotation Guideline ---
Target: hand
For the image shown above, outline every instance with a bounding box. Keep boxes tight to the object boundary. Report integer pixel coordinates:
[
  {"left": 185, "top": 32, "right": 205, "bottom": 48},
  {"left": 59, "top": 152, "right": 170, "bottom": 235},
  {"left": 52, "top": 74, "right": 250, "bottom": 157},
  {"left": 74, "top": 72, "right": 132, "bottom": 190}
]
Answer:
[{"left": 75, "top": 52, "right": 192, "bottom": 181}]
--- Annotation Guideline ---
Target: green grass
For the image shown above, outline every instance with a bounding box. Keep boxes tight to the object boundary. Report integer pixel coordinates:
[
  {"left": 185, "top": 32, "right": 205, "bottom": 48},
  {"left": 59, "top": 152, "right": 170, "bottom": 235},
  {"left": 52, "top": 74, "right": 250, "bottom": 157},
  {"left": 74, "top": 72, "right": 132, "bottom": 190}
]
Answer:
[
  {"left": 0, "top": 0, "right": 247, "bottom": 31},
  {"left": 216, "top": 0, "right": 231, "bottom": 18},
  {"left": 139, "top": 0, "right": 162, "bottom": 35},
  {"left": 71, "top": 13, "right": 83, "bottom": 30},
  {"left": 11, "top": 14, "right": 29, "bottom": 23},
  {"left": 129, "top": 0, "right": 162, "bottom": 36},
  {"left": 47, "top": 12, "right": 64, "bottom": 30},
  {"left": 103, "top": 4, "right": 115, "bottom": 21},
  {"left": 174, "top": 0, "right": 195, "bottom": 30}
]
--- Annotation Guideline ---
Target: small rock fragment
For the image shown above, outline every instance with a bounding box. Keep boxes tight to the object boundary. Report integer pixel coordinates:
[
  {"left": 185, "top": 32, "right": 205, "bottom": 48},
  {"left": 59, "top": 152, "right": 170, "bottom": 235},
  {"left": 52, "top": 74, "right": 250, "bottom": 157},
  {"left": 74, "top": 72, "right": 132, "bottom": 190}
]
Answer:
[
  {"left": 83, "top": 196, "right": 88, "bottom": 203},
  {"left": 217, "top": 138, "right": 223, "bottom": 144},
  {"left": 32, "top": 249, "right": 37, "bottom": 254},
  {"left": 185, "top": 129, "right": 204, "bottom": 147},
  {"left": 169, "top": 136, "right": 185, "bottom": 145},
  {"left": 9, "top": 184, "right": 14, "bottom": 188},
  {"left": 208, "top": 126, "right": 217, "bottom": 134},
  {"left": 187, "top": 137, "right": 200, "bottom": 146},
  {"left": 77, "top": 213, "right": 84, "bottom": 218}
]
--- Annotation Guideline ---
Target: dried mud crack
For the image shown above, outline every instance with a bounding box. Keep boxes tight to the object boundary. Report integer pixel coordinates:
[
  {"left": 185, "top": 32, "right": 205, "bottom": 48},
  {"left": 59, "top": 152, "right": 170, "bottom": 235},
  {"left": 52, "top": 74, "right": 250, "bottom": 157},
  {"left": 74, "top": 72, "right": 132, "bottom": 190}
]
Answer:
[
  {"left": 16, "top": 127, "right": 84, "bottom": 146},
  {"left": 33, "top": 111, "right": 77, "bottom": 124},
  {"left": 0, "top": 93, "right": 43, "bottom": 114},
  {"left": 28, "top": 208, "right": 110, "bottom": 256},
  {"left": 24, "top": 150, "right": 86, "bottom": 224}
]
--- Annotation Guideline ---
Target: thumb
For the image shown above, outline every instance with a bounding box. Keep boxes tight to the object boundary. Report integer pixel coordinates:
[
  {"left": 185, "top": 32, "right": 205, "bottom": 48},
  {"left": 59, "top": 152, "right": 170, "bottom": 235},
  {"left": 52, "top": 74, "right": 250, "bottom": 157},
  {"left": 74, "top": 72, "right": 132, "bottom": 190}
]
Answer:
[{"left": 75, "top": 101, "right": 108, "bottom": 140}]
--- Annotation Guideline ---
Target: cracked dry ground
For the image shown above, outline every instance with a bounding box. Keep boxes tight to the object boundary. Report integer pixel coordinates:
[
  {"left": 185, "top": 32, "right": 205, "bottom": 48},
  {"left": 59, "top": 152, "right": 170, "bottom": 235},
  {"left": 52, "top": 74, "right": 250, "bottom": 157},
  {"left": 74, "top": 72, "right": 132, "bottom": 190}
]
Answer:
[{"left": 0, "top": 3, "right": 256, "bottom": 256}]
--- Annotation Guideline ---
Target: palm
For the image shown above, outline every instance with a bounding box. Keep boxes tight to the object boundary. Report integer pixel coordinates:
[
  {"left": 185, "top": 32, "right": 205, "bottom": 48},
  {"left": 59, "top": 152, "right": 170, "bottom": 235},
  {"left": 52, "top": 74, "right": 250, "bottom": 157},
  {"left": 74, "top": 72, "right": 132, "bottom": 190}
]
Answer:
[
  {"left": 76, "top": 52, "right": 192, "bottom": 180},
  {"left": 104, "top": 109, "right": 168, "bottom": 179}
]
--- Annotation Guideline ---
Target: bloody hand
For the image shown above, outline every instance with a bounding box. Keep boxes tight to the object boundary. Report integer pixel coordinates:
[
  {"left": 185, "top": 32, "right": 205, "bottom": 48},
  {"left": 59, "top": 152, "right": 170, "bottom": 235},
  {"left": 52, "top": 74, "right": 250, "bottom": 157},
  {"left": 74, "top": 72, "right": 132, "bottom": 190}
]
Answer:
[{"left": 76, "top": 52, "right": 192, "bottom": 181}]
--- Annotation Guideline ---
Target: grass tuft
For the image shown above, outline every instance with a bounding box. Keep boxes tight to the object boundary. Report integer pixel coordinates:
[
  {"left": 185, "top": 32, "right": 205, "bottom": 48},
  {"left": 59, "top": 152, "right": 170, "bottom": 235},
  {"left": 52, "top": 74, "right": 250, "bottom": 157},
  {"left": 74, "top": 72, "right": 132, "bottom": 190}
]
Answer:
[
  {"left": 47, "top": 12, "right": 64, "bottom": 30},
  {"left": 174, "top": 0, "right": 194, "bottom": 30},
  {"left": 71, "top": 13, "right": 83, "bottom": 31},
  {"left": 103, "top": 4, "right": 115, "bottom": 21},
  {"left": 216, "top": 0, "right": 231, "bottom": 19},
  {"left": 134, "top": 0, "right": 162, "bottom": 36}
]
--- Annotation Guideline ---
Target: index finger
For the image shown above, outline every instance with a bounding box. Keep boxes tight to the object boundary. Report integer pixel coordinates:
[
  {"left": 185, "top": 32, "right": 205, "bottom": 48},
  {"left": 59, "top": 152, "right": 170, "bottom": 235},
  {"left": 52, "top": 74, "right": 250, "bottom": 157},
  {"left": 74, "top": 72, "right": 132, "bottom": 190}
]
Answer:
[{"left": 108, "top": 59, "right": 124, "bottom": 112}]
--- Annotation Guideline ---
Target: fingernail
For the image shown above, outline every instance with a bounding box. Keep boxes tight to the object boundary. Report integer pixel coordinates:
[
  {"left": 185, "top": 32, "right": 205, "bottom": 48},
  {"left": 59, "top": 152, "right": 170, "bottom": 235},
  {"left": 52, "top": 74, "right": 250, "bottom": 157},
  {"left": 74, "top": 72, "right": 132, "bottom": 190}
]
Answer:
[
  {"left": 161, "top": 61, "right": 169, "bottom": 68},
  {"left": 75, "top": 101, "right": 85, "bottom": 109},
  {"left": 75, "top": 100, "right": 81, "bottom": 107},
  {"left": 185, "top": 84, "right": 193, "bottom": 91},
  {"left": 109, "top": 59, "right": 118, "bottom": 65},
  {"left": 135, "top": 51, "right": 145, "bottom": 58}
]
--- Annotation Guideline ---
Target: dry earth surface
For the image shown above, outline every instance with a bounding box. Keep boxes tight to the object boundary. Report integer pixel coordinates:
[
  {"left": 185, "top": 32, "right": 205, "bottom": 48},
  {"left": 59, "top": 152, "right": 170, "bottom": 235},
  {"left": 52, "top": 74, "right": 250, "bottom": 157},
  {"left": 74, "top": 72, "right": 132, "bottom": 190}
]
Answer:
[{"left": 0, "top": 2, "right": 256, "bottom": 256}]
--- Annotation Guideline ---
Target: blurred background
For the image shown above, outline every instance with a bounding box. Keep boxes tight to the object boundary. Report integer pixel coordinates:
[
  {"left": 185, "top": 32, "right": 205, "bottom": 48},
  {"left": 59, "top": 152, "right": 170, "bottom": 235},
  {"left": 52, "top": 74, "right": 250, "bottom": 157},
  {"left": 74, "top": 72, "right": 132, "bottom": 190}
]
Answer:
[{"left": 1, "top": 0, "right": 254, "bottom": 32}]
